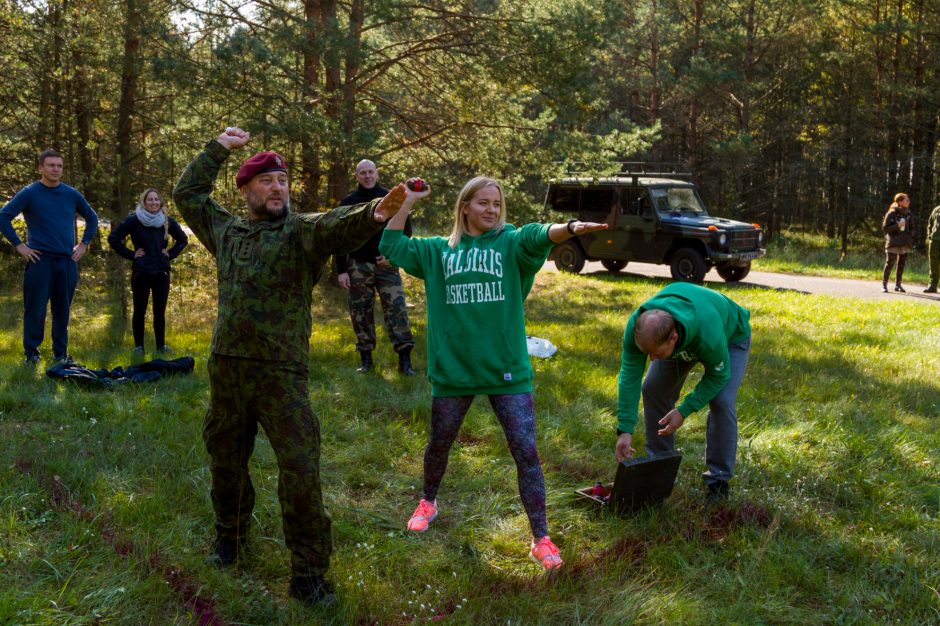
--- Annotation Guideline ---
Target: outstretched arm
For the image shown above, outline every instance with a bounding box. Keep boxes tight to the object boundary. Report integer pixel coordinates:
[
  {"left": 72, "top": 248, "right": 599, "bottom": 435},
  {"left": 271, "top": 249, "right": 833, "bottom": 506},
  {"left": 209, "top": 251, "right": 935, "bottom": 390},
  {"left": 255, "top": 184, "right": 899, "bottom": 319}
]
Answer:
[{"left": 548, "top": 220, "right": 609, "bottom": 243}]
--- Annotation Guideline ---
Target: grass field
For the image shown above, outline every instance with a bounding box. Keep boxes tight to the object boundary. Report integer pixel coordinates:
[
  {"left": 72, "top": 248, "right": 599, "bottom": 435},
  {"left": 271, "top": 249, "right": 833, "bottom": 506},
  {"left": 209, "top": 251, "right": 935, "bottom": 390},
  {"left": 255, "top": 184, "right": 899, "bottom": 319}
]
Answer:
[{"left": 0, "top": 246, "right": 937, "bottom": 625}]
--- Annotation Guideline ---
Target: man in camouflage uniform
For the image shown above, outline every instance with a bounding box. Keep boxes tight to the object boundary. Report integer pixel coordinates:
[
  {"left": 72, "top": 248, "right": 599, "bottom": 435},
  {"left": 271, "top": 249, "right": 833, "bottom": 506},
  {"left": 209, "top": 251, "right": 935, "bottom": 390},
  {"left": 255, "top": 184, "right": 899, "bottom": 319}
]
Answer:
[
  {"left": 172, "top": 127, "right": 408, "bottom": 607},
  {"left": 925, "top": 203, "right": 940, "bottom": 293},
  {"left": 335, "top": 159, "right": 416, "bottom": 374}
]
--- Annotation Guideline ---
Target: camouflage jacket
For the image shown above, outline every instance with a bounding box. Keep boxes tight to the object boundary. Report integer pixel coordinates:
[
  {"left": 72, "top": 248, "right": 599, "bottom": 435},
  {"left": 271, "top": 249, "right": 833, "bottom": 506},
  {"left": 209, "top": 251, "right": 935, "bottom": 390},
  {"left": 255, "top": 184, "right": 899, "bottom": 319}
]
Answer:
[{"left": 173, "top": 140, "right": 384, "bottom": 362}]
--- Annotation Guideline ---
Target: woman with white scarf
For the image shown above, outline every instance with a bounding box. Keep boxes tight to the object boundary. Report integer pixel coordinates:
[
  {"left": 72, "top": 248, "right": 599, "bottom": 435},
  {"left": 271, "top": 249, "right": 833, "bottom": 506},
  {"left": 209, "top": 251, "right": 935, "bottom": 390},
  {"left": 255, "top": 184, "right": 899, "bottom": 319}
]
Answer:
[{"left": 108, "top": 188, "right": 188, "bottom": 353}]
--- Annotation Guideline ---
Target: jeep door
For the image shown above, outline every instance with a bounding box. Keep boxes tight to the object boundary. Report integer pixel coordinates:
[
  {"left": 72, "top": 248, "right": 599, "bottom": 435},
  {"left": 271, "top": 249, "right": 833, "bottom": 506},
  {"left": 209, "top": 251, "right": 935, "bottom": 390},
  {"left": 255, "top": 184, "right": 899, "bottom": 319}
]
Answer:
[
  {"left": 576, "top": 187, "right": 624, "bottom": 260},
  {"left": 614, "top": 187, "right": 660, "bottom": 262}
]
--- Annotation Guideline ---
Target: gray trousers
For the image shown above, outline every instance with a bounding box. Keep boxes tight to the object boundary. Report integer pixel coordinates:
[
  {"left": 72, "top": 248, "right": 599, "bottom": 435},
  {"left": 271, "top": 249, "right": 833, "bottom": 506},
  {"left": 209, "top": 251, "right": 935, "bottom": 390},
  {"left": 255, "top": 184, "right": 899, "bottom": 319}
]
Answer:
[{"left": 642, "top": 337, "right": 751, "bottom": 485}]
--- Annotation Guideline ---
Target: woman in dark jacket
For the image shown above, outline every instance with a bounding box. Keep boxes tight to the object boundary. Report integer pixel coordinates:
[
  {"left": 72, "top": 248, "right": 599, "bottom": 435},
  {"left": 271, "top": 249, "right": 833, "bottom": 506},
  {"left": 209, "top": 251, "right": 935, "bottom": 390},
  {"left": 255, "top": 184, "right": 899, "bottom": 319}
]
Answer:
[
  {"left": 881, "top": 193, "right": 914, "bottom": 293},
  {"left": 108, "top": 188, "right": 188, "bottom": 352}
]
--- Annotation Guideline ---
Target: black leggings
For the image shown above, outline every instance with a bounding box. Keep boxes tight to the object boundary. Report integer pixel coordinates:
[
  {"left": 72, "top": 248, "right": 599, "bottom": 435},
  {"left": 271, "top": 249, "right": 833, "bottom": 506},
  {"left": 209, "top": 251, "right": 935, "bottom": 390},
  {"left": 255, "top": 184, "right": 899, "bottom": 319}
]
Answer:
[
  {"left": 882, "top": 253, "right": 907, "bottom": 286},
  {"left": 423, "top": 393, "right": 548, "bottom": 538},
  {"left": 132, "top": 271, "right": 170, "bottom": 348}
]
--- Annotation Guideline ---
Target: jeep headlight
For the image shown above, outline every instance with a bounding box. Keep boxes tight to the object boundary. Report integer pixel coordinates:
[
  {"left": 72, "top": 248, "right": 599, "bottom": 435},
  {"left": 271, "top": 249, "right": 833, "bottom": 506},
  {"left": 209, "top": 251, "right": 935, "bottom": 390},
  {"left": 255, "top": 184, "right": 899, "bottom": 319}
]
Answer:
[
  {"left": 757, "top": 231, "right": 763, "bottom": 244},
  {"left": 718, "top": 233, "right": 727, "bottom": 246}
]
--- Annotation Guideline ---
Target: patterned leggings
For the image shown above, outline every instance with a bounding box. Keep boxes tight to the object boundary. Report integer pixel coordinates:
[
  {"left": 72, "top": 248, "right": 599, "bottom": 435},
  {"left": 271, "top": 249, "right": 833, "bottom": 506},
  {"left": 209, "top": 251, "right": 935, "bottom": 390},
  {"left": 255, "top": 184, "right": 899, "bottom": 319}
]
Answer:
[{"left": 423, "top": 393, "right": 548, "bottom": 538}]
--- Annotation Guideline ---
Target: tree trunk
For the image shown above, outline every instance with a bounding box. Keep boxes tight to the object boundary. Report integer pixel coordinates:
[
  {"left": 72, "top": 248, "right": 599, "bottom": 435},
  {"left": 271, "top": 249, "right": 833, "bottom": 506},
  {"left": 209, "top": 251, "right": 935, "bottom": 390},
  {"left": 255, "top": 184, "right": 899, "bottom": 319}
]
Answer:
[
  {"left": 300, "top": 0, "right": 323, "bottom": 211},
  {"left": 109, "top": 0, "right": 141, "bottom": 317},
  {"left": 688, "top": 0, "right": 703, "bottom": 175}
]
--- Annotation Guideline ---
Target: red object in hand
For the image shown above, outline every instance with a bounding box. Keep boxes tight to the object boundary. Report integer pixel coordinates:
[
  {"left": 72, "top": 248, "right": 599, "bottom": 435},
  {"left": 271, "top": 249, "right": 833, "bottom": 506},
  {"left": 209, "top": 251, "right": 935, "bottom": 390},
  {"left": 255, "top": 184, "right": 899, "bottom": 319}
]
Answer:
[{"left": 407, "top": 178, "right": 427, "bottom": 192}]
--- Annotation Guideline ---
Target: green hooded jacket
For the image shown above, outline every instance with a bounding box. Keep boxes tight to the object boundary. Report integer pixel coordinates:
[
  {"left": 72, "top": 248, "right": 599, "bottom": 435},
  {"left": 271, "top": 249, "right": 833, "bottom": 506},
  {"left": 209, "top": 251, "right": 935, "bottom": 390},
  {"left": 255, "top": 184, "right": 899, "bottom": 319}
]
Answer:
[
  {"left": 617, "top": 282, "right": 751, "bottom": 434},
  {"left": 380, "top": 223, "right": 552, "bottom": 396},
  {"left": 173, "top": 140, "right": 384, "bottom": 362}
]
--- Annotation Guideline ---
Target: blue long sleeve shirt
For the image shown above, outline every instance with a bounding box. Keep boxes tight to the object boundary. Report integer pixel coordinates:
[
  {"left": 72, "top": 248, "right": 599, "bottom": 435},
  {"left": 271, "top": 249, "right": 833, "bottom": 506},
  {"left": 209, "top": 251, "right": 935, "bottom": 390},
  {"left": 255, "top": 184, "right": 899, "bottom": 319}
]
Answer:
[{"left": 0, "top": 181, "right": 99, "bottom": 255}]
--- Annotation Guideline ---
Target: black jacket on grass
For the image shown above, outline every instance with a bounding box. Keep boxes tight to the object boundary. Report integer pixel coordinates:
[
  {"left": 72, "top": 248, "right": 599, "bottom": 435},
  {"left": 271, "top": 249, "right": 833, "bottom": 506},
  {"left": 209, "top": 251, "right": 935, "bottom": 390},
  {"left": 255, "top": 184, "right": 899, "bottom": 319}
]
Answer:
[{"left": 108, "top": 213, "right": 188, "bottom": 274}]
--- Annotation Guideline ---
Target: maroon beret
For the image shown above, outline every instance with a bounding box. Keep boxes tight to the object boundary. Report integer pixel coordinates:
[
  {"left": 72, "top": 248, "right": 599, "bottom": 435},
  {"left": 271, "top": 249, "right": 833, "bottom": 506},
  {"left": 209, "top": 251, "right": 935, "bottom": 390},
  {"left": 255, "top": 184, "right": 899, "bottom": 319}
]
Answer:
[{"left": 236, "top": 151, "right": 288, "bottom": 188}]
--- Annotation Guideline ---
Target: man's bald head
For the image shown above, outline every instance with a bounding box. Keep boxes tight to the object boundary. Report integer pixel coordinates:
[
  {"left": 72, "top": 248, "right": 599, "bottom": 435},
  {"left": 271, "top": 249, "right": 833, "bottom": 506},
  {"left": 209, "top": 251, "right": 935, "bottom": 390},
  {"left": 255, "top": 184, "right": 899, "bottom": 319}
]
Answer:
[
  {"left": 355, "top": 159, "right": 379, "bottom": 189},
  {"left": 634, "top": 309, "right": 679, "bottom": 359}
]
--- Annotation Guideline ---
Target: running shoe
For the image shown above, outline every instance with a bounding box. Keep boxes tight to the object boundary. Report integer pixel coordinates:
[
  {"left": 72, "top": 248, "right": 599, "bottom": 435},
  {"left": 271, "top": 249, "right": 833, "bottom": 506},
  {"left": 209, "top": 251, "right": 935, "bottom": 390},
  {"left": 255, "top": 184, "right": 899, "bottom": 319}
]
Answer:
[
  {"left": 529, "top": 536, "right": 563, "bottom": 570},
  {"left": 406, "top": 498, "right": 437, "bottom": 532}
]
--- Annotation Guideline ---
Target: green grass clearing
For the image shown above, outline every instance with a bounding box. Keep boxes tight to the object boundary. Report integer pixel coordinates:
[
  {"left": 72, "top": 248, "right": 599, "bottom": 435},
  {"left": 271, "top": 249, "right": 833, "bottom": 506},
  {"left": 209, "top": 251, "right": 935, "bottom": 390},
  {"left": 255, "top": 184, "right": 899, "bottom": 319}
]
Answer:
[{"left": 0, "top": 248, "right": 937, "bottom": 625}]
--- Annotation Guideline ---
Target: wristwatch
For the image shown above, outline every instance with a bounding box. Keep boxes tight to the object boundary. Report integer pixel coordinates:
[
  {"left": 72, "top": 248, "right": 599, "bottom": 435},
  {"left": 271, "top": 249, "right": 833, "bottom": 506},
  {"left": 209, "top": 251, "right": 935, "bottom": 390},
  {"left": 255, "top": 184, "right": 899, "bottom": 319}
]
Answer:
[{"left": 567, "top": 219, "right": 578, "bottom": 235}]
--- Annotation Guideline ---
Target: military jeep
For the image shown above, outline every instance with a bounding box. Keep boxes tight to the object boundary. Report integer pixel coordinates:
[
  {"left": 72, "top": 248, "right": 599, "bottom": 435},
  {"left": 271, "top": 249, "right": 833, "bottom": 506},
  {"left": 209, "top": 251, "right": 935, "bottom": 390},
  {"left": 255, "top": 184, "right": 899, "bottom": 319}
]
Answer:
[{"left": 544, "top": 168, "right": 765, "bottom": 282}]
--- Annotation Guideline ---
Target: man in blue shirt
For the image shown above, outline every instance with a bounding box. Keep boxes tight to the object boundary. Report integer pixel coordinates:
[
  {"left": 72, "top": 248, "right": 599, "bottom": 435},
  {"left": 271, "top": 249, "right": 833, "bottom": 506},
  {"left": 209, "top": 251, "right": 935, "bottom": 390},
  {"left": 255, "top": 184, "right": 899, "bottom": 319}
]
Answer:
[{"left": 0, "top": 149, "right": 99, "bottom": 364}]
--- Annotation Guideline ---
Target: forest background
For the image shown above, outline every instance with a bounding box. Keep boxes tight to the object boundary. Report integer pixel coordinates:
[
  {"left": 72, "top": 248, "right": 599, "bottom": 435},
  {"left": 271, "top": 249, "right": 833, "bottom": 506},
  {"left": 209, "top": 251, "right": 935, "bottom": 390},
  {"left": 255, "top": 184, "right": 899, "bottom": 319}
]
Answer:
[{"left": 2, "top": 0, "right": 940, "bottom": 254}]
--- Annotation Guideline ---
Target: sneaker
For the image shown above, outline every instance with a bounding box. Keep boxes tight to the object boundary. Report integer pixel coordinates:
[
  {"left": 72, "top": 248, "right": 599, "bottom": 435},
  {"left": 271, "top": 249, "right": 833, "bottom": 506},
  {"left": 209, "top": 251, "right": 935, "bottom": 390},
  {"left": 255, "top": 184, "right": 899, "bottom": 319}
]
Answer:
[
  {"left": 51, "top": 355, "right": 75, "bottom": 366},
  {"left": 406, "top": 498, "right": 438, "bottom": 532},
  {"left": 157, "top": 345, "right": 172, "bottom": 354},
  {"left": 204, "top": 536, "right": 240, "bottom": 568},
  {"left": 925, "top": 286, "right": 938, "bottom": 293},
  {"left": 23, "top": 354, "right": 40, "bottom": 366},
  {"left": 894, "top": 285, "right": 906, "bottom": 293},
  {"left": 529, "top": 536, "right": 563, "bottom": 570},
  {"left": 288, "top": 575, "right": 337, "bottom": 608},
  {"left": 133, "top": 346, "right": 145, "bottom": 354},
  {"left": 706, "top": 480, "right": 730, "bottom": 503}
]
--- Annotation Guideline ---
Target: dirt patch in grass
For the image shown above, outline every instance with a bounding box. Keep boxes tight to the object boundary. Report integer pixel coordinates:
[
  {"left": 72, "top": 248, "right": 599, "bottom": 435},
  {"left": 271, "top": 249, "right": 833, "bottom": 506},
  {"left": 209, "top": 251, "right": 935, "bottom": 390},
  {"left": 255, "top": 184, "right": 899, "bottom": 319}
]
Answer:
[
  {"left": 456, "top": 431, "right": 488, "bottom": 446},
  {"left": 16, "top": 457, "right": 229, "bottom": 626},
  {"left": 684, "top": 500, "right": 773, "bottom": 543}
]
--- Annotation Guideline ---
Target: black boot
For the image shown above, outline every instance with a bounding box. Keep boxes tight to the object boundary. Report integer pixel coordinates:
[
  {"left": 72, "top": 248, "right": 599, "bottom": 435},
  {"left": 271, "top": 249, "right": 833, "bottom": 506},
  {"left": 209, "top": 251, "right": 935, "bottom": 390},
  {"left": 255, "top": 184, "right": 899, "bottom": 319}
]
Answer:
[
  {"left": 288, "top": 574, "right": 337, "bottom": 607},
  {"left": 705, "top": 480, "right": 730, "bottom": 504},
  {"left": 894, "top": 283, "right": 905, "bottom": 293},
  {"left": 881, "top": 282, "right": 888, "bottom": 293},
  {"left": 205, "top": 536, "right": 242, "bottom": 568},
  {"left": 398, "top": 348, "right": 416, "bottom": 376},
  {"left": 356, "top": 350, "right": 373, "bottom": 373}
]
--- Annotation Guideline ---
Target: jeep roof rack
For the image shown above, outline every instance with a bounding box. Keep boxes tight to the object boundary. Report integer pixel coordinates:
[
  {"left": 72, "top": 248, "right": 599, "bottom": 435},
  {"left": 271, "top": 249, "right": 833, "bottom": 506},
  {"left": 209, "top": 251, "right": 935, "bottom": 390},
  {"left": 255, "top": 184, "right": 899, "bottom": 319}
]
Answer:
[{"left": 559, "top": 161, "right": 692, "bottom": 184}]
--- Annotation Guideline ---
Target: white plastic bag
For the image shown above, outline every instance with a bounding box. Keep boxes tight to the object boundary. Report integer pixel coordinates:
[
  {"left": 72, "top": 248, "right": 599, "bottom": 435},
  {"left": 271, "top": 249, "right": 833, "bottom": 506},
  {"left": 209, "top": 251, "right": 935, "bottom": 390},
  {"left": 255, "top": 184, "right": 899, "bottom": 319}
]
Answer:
[{"left": 526, "top": 336, "right": 558, "bottom": 358}]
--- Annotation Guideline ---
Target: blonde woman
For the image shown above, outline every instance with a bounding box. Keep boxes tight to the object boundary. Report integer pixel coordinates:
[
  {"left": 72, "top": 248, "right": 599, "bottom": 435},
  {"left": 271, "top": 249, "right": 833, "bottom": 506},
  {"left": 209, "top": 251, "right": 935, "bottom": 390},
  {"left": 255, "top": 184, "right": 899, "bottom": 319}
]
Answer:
[
  {"left": 108, "top": 188, "right": 188, "bottom": 352},
  {"left": 379, "top": 177, "right": 607, "bottom": 571}
]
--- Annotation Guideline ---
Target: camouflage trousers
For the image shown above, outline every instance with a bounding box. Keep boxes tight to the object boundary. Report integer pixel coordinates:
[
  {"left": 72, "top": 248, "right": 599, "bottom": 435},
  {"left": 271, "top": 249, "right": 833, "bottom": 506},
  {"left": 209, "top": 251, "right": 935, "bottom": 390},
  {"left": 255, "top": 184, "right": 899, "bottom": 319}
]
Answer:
[
  {"left": 348, "top": 260, "right": 414, "bottom": 353},
  {"left": 928, "top": 239, "right": 939, "bottom": 289},
  {"left": 204, "top": 353, "right": 332, "bottom": 577}
]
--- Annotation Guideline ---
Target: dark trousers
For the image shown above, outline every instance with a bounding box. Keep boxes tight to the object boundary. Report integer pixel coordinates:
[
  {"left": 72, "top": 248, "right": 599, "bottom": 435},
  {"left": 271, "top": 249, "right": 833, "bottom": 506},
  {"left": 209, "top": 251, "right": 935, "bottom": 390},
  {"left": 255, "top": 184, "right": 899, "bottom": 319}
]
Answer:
[
  {"left": 204, "top": 354, "right": 332, "bottom": 577},
  {"left": 22, "top": 254, "right": 78, "bottom": 358},
  {"left": 131, "top": 271, "right": 171, "bottom": 348},
  {"left": 882, "top": 252, "right": 907, "bottom": 286},
  {"left": 642, "top": 337, "right": 751, "bottom": 485},
  {"left": 927, "top": 240, "right": 939, "bottom": 289}
]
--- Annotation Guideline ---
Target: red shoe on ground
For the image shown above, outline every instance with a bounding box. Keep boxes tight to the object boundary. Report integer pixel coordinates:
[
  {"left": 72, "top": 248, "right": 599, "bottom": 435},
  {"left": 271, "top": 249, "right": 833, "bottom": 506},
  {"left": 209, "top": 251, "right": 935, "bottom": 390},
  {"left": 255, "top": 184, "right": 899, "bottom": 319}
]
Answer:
[
  {"left": 529, "top": 536, "right": 563, "bottom": 570},
  {"left": 406, "top": 498, "right": 438, "bottom": 532}
]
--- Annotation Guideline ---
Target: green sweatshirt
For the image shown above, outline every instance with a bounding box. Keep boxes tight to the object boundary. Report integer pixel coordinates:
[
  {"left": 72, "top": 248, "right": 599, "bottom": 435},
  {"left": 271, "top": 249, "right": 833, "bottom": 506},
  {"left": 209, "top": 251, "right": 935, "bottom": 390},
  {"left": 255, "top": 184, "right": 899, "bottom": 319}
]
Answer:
[
  {"left": 380, "top": 223, "right": 552, "bottom": 396},
  {"left": 617, "top": 282, "right": 751, "bottom": 434}
]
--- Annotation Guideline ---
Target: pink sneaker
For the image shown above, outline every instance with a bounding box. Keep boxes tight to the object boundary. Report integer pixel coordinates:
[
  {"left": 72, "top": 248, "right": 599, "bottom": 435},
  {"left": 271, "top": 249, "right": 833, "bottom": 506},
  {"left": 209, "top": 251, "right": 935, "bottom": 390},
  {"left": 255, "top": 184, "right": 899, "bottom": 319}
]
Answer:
[
  {"left": 406, "top": 499, "right": 438, "bottom": 532},
  {"left": 529, "top": 536, "right": 563, "bottom": 570}
]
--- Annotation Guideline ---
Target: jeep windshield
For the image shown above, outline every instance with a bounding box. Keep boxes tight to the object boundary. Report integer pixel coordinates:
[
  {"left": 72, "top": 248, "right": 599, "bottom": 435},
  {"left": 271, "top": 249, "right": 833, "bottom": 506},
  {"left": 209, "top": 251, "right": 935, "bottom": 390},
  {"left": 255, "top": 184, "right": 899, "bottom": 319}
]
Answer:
[{"left": 650, "top": 187, "right": 708, "bottom": 217}]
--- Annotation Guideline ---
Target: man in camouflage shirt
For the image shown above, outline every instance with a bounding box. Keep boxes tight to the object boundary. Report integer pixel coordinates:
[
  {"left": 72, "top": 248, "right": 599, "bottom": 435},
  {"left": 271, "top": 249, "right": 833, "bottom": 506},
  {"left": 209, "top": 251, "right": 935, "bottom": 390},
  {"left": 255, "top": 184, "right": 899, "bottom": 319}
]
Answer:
[
  {"left": 925, "top": 203, "right": 940, "bottom": 293},
  {"left": 172, "top": 127, "right": 410, "bottom": 607}
]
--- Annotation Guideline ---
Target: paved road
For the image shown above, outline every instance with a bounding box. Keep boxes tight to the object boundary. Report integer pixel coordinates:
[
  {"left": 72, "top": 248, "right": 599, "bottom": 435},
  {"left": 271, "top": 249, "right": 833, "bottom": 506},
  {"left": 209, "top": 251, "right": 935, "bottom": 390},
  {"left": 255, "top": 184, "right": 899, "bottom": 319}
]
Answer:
[{"left": 545, "top": 260, "right": 940, "bottom": 304}]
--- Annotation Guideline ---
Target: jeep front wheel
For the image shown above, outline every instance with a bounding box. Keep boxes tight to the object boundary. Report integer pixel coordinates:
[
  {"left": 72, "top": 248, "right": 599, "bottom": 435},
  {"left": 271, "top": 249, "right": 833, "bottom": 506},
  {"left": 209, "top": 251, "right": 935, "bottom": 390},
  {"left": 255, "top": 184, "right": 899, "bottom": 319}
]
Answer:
[
  {"left": 716, "top": 262, "right": 751, "bottom": 282},
  {"left": 554, "top": 242, "right": 585, "bottom": 274},
  {"left": 601, "top": 259, "right": 628, "bottom": 272},
  {"left": 670, "top": 248, "right": 707, "bottom": 283}
]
